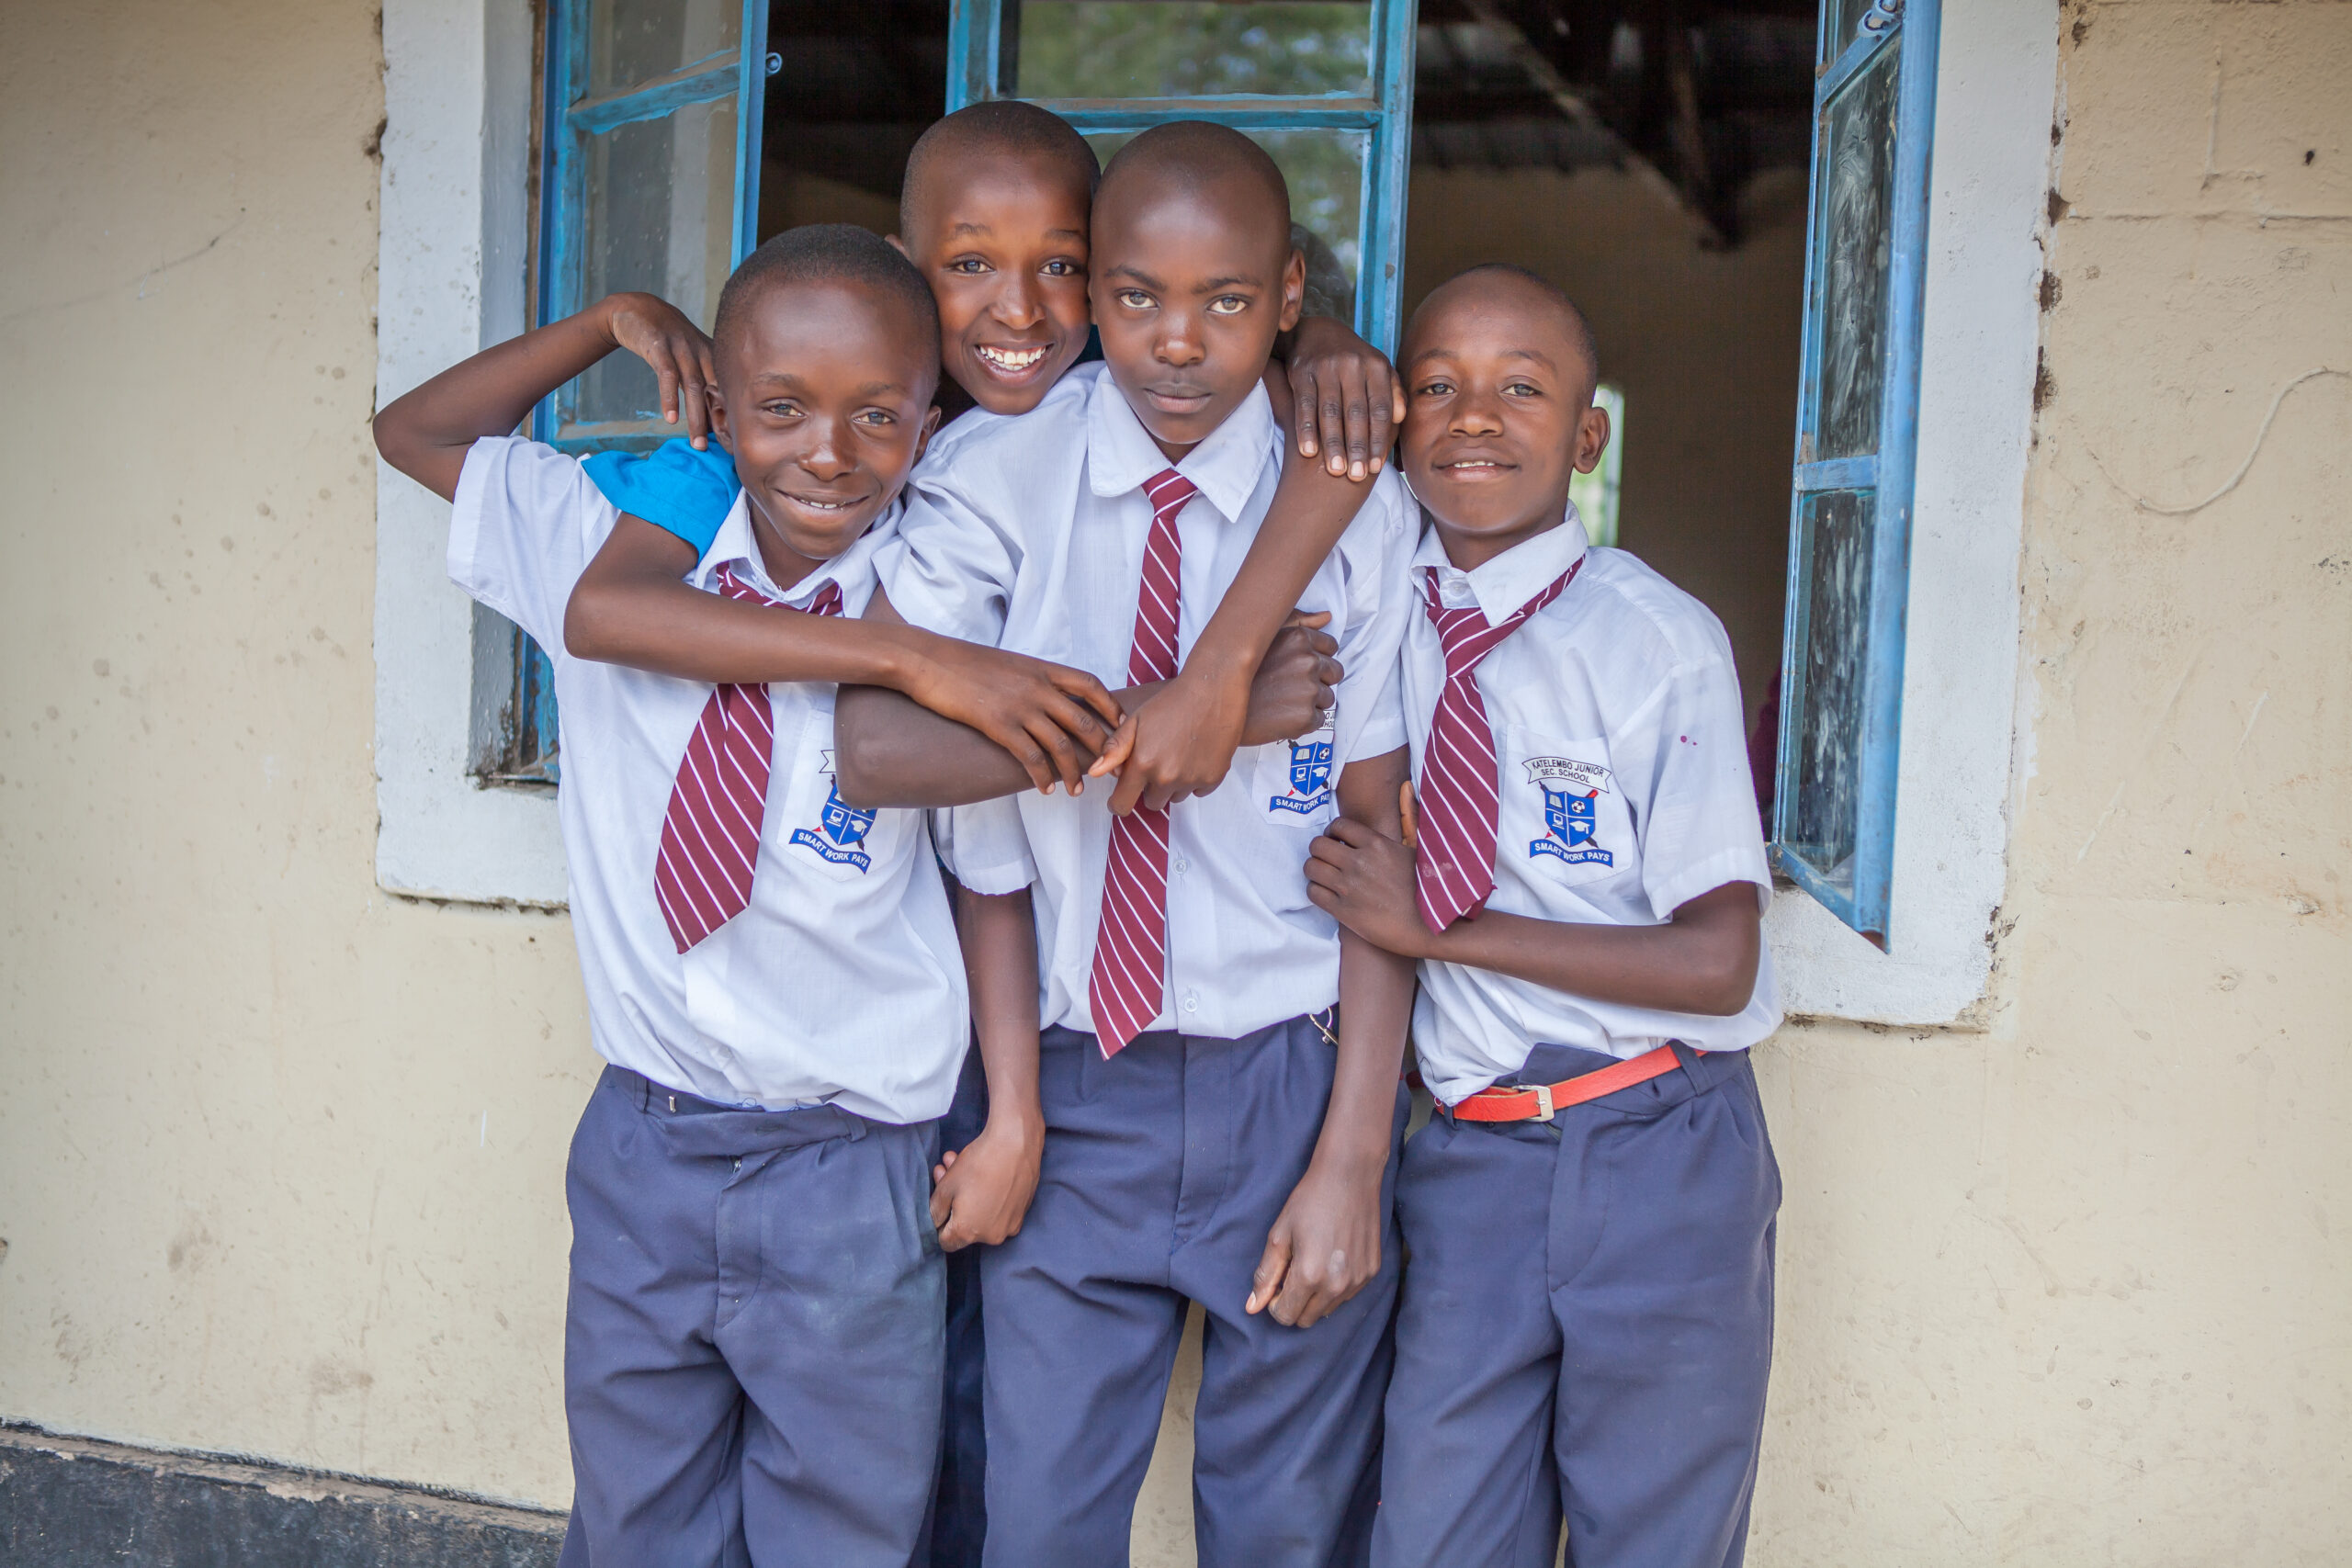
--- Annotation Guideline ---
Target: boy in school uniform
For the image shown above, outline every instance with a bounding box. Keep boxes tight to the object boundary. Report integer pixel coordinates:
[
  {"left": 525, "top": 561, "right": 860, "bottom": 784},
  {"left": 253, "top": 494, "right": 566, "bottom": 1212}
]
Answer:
[
  {"left": 371, "top": 227, "right": 1081, "bottom": 1567},
  {"left": 1303, "top": 264, "right": 1783, "bottom": 1568},
  {"left": 831, "top": 121, "right": 1423, "bottom": 1568}
]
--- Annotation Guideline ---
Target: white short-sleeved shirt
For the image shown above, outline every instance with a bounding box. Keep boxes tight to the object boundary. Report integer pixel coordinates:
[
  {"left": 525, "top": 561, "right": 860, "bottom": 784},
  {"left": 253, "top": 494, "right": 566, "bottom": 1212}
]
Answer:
[
  {"left": 449, "top": 435, "right": 996, "bottom": 1122},
  {"left": 1400, "top": 505, "right": 1781, "bottom": 1102},
  {"left": 886, "top": 362, "right": 1419, "bottom": 1042}
]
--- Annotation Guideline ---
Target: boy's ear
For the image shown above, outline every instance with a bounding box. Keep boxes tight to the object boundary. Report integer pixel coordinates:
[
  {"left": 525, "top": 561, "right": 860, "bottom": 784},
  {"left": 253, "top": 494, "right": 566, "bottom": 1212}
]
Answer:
[
  {"left": 1276, "top": 247, "right": 1306, "bottom": 335},
  {"left": 705, "top": 383, "right": 735, "bottom": 454},
  {"left": 1573, "top": 402, "right": 1611, "bottom": 476},
  {"left": 911, "top": 401, "right": 944, "bottom": 466}
]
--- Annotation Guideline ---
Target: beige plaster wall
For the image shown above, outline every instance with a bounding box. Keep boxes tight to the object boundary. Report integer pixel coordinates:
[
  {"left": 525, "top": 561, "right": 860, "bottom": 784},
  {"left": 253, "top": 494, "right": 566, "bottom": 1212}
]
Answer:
[
  {"left": 0, "top": 0, "right": 589, "bottom": 1506},
  {"left": 2, "top": 3, "right": 2348, "bottom": 1565},
  {"left": 1746, "top": 3, "right": 2352, "bottom": 1562}
]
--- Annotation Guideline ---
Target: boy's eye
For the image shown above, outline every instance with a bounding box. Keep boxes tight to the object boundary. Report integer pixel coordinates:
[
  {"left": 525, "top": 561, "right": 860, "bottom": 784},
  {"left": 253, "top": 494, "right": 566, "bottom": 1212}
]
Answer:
[
  {"left": 1041, "top": 258, "right": 1080, "bottom": 277},
  {"left": 1416, "top": 380, "right": 1453, "bottom": 399},
  {"left": 763, "top": 400, "right": 804, "bottom": 418},
  {"left": 1504, "top": 381, "right": 1541, "bottom": 398},
  {"left": 1206, "top": 295, "right": 1249, "bottom": 316},
  {"left": 855, "top": 409, "right": 896, "bottom": 427},
  {"left": 947, "top": 257, "right": 991, "bottom": 275},
  {"left": 1114, "top": 288, "right": 1154, "bottom": 310}
]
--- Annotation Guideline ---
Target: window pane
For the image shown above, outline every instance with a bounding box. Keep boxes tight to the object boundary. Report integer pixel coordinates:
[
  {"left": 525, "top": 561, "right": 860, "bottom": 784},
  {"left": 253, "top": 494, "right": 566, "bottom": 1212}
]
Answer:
[
  {"left": 1081, "top": 128, "right": 1365, "bottom": 285},
  {"left": 575, "top": 96, "right": 739, "bottom": 425},
  {"left": 1810, "top": 37, "right": 1898, "bottom": 463},
  {"left": 1012, "top": 2, "right": 1374, "bottom": 99},
  {"left": 1783, "top": 487, "right": 1876, "bottom": 895},
  {"left": 1822, "top": 0, "right": 1876, "bottom": 64},
  {"left": 588, "top": 0, "right": 741, "bottom": 96}
]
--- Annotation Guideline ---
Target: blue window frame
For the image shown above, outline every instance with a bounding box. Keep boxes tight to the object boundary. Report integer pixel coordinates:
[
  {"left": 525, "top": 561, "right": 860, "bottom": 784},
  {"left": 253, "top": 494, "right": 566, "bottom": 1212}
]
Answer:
[
  {"left": 481, "top": 0, "right": 775, "bottom": 784},
  {"left": 1771, "top": 0, "right": 1940, "bottom": 948},
  {"left": 535, "top": 0, "right": 775, "bottom": 453},
  {"left": 945, "top": 0, "right": 1421, "bottom": 351}
]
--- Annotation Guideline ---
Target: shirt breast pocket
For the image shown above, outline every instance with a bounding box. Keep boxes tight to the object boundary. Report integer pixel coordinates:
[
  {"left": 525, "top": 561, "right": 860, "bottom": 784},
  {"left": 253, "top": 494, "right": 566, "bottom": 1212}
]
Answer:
[
  {"left": 770, "top": 703, "right": 906, "bottom": 887},
  {"left": 1497, "top": 726, "right": 1635, "bottom": 893}
]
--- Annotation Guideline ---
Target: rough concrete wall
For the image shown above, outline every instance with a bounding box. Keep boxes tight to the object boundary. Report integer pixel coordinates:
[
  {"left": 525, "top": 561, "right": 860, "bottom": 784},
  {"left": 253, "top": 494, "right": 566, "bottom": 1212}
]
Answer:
[
  {"left": 0, "top": 0, "right": 588, "bottom": 1506},
  {"left": 1748, "top": 4, "right": 2352, "bottom": 1562}
]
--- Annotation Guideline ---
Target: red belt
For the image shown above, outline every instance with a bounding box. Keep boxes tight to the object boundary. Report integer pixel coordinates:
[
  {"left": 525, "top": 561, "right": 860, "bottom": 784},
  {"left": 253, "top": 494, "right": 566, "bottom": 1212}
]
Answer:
[{"left": 1442, "top": 1043, "right": 1690, "bottom": 1122}]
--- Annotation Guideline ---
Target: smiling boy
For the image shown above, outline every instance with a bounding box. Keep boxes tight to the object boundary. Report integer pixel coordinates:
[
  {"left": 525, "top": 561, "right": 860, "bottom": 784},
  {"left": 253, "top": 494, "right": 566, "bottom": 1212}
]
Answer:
[
  {"left": 830, "top": 121, "right": 1421, "bottom": 1568},
  {"left": 1303, "top": 265, "right": 1782, "bottom": 1568},
  {"left": 372, "top": 228, "right": 1060, "bottom": 1567}
]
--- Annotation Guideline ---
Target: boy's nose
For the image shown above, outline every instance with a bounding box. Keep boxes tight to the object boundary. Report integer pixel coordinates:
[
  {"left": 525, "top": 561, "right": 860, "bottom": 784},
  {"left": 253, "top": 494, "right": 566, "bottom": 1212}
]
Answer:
[
  {"left": 798, "top": 417, "right": 856, "bottom": 479},
  {"left": 1154, "top": 315, "right": 1205, "bottom": 367},
  {"left": 1453, "top": 393, "right": 1505, "bottom": 434},
  {"left": 992, "top": 276, "right": 1046, "bottom": 331}
]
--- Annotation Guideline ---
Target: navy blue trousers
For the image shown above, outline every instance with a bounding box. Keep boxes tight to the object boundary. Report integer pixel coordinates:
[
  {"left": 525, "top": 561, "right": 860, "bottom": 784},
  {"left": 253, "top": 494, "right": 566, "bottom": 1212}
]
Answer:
[
  {"left": 558, "top": 1066, "right": 946, "bottom": 1568},
  {"left": 1372, "top": 1044, "right": 1780, "bottom": 1568},
  {"left": 923, "top": 1046, "right": 991, "bottom": 1568},
  {"left": 980, "top": 1016, "right": 1405, "bottom": 1568}
]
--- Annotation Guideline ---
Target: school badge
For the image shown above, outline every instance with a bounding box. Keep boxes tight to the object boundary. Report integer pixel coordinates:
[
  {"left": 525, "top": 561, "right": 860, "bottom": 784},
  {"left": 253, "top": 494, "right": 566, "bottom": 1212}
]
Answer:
[
  {"left": 1270, "top": 708, "right": 1337, "bottom": 815},
  {"left": 789, "top": 750, "right": 876, "bottom": 873},
  {"left": 1524, "top": 755, "right": 1614, "bottom": 868}
]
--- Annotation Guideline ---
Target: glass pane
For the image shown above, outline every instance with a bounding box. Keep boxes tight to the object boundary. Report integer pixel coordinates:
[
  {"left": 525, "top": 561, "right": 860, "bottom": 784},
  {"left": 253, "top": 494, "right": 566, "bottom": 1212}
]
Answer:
[
  {"left": 1082, "top": 128, "right": 1365, "bottom": 285},
  {"left": 1012, "top": 2, "right": 1374, "bottom": 99},
  {"left": 1810, "top": 36, "right": 1898, "bottom": 463},
  {"left": 1784, "top": 487, "right": 1876, "bottom": 894},
  {"left": 588, "top": 0, "right": 741, "bottom": 96},
  {"left": 575, "top": 96, "right": 739, "bottom": 425},
  {"left": 1823, "top": 0, "right": 1876, "bottom": 64}
]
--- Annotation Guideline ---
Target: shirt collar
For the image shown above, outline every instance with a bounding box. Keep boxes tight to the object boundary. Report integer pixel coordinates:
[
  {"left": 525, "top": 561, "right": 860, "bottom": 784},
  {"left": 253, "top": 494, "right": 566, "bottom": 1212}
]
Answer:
[
  {"left": 691, "top": 490, "right": 894, "bottom": 607},
  {"left": 1086, "top": 369, "right": 1275, "bottom": 525},
  {"left": 1409, "top": 501, "right": 1592, "bottom": 629}
]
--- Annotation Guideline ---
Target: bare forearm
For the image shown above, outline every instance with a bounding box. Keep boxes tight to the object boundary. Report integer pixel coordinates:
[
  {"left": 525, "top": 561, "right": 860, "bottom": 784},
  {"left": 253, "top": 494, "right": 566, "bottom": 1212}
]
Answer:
[
  {"left": 569, "top": 569, "right": 947, "bottom": 687},
  {"left": 1317, "top": 929, "right": 1413, "bottom": 1175},
  {"left": 1423, "top": 886, "right": 1762, "bottom": 1017},
  {"left": 1184, "top": 461, "right": 1366, "bottom": 691},
  {"left": 1311, "top": 745, "right": 1415, "bottom": 1169},
  {"left": 956, "top": 886, "right": 1043, "bottom": 1130},
  {"left": 834, "top": 687, "right": 1035, "bottom": 807},
  {"left": 375, "top": 299, "right": 624, "bottom": 502}
]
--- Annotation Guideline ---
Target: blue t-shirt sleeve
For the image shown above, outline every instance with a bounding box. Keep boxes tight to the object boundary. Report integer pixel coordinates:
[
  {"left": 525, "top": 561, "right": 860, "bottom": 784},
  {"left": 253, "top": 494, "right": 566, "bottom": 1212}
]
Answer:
[{"left": 579, "top": 436, "right": 742, "bottom": 558}]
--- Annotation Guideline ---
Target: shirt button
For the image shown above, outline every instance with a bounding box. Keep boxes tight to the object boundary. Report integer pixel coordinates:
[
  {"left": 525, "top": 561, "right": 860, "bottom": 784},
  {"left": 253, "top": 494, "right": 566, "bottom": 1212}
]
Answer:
[
  {"left": 1182, "top": 990, "right": 1199, "bottom": 1014},
  {"left": 1172, "top": 852, "right": 1190, "bottom": 875}
]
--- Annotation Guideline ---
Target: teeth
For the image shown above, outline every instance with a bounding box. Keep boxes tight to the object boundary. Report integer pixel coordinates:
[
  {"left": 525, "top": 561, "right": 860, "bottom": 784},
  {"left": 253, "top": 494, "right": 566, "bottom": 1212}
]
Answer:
[
  {"left": 977, "top": 344, "right": 1048, "bottom": 371},
  {"left": 795, "top": 497, "right": 854, "bottom": 510}
]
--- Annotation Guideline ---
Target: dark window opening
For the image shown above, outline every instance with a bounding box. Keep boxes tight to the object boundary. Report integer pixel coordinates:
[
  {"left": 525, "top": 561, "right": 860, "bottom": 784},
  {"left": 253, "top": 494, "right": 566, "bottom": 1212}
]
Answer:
[{"left": 1407, "top": 0, "right": 1818, "bottom": 791}]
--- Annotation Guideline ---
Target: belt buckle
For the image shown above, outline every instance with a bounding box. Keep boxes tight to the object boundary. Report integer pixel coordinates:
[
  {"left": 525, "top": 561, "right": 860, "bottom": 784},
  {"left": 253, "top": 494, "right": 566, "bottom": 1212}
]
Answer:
[{"left": 1530, "top": 1082, "right": 1555, "bottom": 1120}]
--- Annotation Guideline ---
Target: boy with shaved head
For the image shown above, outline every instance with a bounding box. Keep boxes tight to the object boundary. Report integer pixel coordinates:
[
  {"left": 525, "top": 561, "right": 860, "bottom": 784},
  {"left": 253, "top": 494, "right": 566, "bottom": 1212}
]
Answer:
[
  {"left": 1304, "top": 264, "right": 1783, "bottom": 1568},
  {"left": 832, "top": 121, "right": 1422, "bottom": 1568},
  {"left": 373, "top": 227, "right": 1078, "bottom": 1567}
]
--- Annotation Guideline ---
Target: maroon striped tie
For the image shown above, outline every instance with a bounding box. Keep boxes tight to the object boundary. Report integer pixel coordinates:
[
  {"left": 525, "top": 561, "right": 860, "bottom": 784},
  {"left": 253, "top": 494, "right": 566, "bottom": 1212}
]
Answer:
[
  {"left": 653, "top": 564, "right": 844, "bottom": 953},
  {"left": 1413, "top": 557, "right": 1583, "bottom": 934},
  {"left": 1088, "top": 468, "right": 1198, "bottom": 1055}
]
